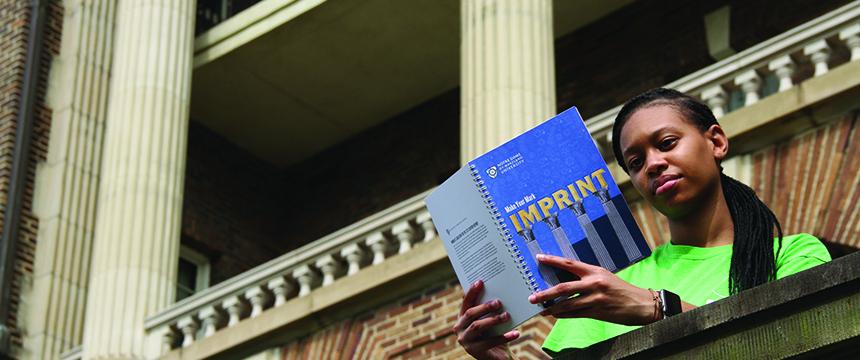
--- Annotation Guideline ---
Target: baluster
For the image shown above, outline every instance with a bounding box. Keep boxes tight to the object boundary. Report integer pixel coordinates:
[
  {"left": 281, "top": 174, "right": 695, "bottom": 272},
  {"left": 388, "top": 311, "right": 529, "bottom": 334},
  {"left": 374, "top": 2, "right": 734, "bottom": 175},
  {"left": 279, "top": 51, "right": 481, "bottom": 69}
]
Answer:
[
  {"left": 222, "top": 295, "right": 248, "bottom": 327},
  {"left": 244, "top": 286, "right": 270, "bottom": 318},
  {"left": 268, "top": 276, "right": 295, "bottom": 306},
  {"left": 767, "top": 55, "right": 796, "bottom": 92},
  {"left": 315, "top": 255, "right": 344, "bottom": 286},
  {"left": 366, "top": 232, "right": 391, "bottom": 265},
  {"left": 701, "top": 85, "right": 728, "bottom": 118},
  {"left": 840, "top": 24, "right": 860, "bottom": 61},
  {"left": 734, "top": 70, "right": 761, "bottom": 106},
  {"left": 416, "top": 211, "right": 436, "bottom": 242},
  {"left": 392, "top": 221, "right": 416, "bottom": 254},
  {"left": 293, "top": 264, "right": 321, "bottom": 297},
  {"left": 162, "top": 326, "right": 180, "bottom": 352},
  {"left": 803, "top": 39, "right": 831, "bottom": 76},
  {"left": 340, "top": 243, "right": 368, "bottom": 275},
  {"left": 199, "top": 306, "right": 223, "bottom": 338},
  {"left": 177, "top": 316, "right": 199, "bottom": 347}
]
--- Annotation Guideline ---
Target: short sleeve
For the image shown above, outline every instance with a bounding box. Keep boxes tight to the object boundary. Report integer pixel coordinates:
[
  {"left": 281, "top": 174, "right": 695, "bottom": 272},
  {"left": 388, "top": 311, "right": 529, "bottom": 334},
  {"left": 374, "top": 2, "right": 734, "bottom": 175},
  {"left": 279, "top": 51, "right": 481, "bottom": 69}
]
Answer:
[{"left": 775, "top": 233, "right": 831, "bottom": 279}]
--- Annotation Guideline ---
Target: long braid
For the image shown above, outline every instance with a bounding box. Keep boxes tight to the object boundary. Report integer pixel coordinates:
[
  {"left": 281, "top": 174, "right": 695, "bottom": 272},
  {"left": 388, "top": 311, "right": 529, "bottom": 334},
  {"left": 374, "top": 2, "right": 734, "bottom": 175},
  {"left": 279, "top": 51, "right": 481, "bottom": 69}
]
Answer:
[
  {"left": 722, "top": 174, "right": 783, "bottom": 294},
  {"left": 612, "top": 88, "right": 785, "bottom": 296}
]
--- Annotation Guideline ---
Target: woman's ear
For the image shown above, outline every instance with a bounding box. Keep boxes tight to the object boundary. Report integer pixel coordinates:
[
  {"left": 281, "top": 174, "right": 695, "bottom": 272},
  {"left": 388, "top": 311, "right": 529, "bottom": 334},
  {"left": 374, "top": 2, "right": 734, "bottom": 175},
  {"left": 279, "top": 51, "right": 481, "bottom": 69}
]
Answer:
[{"left": 706, "top": 124, "right": 729, "bottom": 161}]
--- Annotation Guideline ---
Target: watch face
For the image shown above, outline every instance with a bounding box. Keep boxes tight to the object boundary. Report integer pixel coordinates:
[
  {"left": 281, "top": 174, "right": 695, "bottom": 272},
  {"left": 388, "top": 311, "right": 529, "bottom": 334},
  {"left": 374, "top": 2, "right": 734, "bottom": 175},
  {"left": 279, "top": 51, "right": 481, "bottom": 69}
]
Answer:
[{"left": 660, "top": 289, "right": 682, "bottom": 317}]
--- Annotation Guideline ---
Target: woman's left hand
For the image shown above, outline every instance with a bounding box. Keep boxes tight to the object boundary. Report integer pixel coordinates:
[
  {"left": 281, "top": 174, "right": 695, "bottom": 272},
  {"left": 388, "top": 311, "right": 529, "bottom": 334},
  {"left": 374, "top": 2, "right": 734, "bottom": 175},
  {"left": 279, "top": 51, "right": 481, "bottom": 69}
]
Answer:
[{"left": 527, "top": 254, "right": 657, "bottom": 326}]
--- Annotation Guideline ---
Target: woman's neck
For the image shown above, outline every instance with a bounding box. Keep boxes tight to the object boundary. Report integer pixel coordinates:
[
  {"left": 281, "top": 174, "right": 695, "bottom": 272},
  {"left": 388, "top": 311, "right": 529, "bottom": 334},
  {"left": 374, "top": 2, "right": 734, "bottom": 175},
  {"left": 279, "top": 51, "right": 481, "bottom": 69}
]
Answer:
[{"left": 667, "top": 182, "right": 735, "bottom": 247}]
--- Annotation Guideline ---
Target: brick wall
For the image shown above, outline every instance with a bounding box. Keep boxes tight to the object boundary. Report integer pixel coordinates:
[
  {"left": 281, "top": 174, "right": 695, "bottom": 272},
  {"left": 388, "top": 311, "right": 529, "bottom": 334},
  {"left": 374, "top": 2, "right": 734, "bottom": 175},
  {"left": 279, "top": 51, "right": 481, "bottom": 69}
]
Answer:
[
  {"left": 182, "top": 121, "right": 293, "bottom": 284},
  {"left": 278, "top": 90, "right": 460, "bottom": 246},
  {"left": 555, "top": 0, "right": 852, "bottom": 118},
  {"left": 0, "top": 0, "right": 62, "bottom": 353}
]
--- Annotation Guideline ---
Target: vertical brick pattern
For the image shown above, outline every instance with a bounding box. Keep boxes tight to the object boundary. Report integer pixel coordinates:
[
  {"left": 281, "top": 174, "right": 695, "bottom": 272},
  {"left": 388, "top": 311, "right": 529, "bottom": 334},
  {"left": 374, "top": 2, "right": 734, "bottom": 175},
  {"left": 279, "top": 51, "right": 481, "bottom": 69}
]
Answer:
[
  {"left": 751, "top": 114, "right": 860, "bottom": 247},
  {"left": 0, "top": 0, "right": 62, "bottom": 355}
]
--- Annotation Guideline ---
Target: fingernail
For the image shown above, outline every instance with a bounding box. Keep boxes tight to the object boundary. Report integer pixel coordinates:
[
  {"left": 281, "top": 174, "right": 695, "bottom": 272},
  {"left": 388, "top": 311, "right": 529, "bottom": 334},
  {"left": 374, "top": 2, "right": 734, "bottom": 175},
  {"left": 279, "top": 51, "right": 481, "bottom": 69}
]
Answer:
[
  {"left": 501, "top": 312, "right": 510, "bottom": 320},
  {"left": 536, "top": 254, "right": 545, "bottom": 261},
  {"left": 528, "top": 294, "right": 536, "bottom": 303},
  {"left": 473, "top": 280, "right": 481, "bottom": 287},
  {"left": 493, "top": 299, "right": 501, "bottom": 307}
]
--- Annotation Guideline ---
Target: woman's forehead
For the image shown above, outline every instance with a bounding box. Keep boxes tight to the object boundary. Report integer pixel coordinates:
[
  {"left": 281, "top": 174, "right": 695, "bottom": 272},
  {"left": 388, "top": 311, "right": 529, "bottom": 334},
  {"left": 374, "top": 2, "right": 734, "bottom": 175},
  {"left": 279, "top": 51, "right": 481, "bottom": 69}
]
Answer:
[{"left": 619, "top": 105, "right": 697, "bottom": 149}]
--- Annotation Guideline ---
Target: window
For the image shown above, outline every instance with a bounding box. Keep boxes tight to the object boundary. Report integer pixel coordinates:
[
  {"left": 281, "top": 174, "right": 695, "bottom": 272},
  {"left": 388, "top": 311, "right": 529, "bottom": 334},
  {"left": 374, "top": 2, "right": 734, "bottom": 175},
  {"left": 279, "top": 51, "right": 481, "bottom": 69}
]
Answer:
[{"left": 177, "top": 246, "right": 211, "bottom": 302}]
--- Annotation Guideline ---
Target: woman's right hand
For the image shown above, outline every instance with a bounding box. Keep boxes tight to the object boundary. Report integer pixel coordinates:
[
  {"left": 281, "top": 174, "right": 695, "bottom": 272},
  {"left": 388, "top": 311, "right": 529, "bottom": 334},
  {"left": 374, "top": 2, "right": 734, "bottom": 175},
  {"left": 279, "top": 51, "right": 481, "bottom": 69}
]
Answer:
[{"left": 453, "top": 280, "right": 520, "bottom": 360}]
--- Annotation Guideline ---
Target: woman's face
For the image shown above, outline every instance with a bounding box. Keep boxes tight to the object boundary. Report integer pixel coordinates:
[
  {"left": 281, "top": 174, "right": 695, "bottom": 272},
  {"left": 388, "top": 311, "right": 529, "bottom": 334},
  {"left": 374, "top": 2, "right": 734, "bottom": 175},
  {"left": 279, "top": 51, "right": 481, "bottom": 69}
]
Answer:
[{"left": 618, "top": 104, "right": 727, "bottom": 219}]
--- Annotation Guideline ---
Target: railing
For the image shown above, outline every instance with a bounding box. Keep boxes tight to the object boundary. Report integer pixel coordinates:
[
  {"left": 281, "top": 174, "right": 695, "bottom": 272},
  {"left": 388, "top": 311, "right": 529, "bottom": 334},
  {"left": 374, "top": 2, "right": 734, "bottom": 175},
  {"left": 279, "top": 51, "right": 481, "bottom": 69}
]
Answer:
[
  {"left": 145, "top": 190, "right": 437, "bottom": 351},
  {"left": 196, "top": 0, "right": 263, "bottom": 35},
  {"left": 587, "top": 1, "right": 860, "bottom": 159},
  {"left": 147, "top": 1, "right": 860, "bottom": 354}
]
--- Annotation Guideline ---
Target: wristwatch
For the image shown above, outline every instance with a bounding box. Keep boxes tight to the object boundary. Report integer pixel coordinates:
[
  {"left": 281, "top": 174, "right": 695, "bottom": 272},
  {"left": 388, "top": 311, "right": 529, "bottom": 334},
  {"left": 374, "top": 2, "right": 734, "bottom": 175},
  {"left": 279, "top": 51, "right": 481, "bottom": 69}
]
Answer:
[{"left": 659, "top": 289, "right": 682, "bottom": 318}]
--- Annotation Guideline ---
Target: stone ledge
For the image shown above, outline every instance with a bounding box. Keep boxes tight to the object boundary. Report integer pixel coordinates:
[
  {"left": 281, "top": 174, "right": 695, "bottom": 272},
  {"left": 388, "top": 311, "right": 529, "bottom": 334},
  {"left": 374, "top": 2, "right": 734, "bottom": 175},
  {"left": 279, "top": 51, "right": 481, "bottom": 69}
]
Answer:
[{"left": 562, "top": 251, "right": 860, "bottom": 359}]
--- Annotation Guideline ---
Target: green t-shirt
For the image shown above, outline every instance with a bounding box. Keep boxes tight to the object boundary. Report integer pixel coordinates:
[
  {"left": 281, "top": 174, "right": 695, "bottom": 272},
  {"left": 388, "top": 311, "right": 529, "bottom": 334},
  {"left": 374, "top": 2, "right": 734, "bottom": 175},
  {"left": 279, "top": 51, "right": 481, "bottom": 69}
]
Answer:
[{"left": 542, "top": 233, "right": 831, "bottom": 355}]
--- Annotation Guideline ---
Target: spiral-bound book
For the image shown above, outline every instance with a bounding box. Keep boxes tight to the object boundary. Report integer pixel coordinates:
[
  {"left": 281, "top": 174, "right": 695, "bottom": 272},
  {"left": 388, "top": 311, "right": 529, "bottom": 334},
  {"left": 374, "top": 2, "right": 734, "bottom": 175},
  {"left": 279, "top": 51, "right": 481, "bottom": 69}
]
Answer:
[{"left": 425, "top": 107, "right": 651, "bottom": 333}]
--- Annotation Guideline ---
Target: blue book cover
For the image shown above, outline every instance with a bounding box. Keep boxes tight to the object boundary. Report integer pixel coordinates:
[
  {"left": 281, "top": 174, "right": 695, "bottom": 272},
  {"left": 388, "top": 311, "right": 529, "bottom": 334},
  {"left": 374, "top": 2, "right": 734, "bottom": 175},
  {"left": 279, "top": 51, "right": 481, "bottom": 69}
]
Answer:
[{"left": 425, "top": 107, "right": 650, "bottom": 332}]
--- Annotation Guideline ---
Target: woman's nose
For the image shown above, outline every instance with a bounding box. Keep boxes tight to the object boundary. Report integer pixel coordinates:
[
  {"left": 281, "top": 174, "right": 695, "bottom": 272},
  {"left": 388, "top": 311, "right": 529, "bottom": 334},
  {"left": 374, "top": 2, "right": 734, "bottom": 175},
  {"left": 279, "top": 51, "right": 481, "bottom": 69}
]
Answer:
[{"left": 644, "top": 152, "right": 668, "bottom": 175}]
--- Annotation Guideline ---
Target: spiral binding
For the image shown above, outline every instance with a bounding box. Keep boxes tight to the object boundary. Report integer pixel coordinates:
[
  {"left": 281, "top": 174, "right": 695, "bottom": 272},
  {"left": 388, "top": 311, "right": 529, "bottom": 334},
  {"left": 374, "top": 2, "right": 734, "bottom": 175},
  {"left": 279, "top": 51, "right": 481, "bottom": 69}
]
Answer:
[{"left": 468, "top": 164, "right": 539, "bottom": 293}]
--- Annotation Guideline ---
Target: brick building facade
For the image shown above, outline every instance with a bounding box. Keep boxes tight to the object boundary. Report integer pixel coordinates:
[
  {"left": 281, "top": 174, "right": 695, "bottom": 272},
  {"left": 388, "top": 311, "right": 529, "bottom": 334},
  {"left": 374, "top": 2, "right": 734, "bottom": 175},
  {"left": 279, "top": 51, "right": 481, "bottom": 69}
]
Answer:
[{"left": 0, "top": 0, "right": 858, "bottom": 359}]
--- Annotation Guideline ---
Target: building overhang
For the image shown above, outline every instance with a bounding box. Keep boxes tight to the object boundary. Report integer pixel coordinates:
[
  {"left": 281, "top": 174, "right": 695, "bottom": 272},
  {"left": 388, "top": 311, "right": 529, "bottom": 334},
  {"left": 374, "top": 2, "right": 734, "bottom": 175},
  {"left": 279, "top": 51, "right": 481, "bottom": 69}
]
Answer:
[{"left": 190, "top": 0, "right": 633, "bottom": 167}]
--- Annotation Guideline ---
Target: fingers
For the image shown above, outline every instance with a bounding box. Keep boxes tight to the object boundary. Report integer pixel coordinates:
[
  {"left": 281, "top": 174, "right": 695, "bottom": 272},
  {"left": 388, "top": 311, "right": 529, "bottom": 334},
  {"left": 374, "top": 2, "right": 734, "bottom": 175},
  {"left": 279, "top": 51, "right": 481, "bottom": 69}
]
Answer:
[
  {"left": 460, "top": 280, "right": 484, "bottom": 316},
  {"left": 461, "top": 311, "right": 512, "bottom": 342},
  {"left": 454, "top": 299, "right": 502, "bottom": 333},
  {"left": 536, "top": 254, "right": 600, "bottom": 276},
  {"left": 528, "top": 280, "right": 589, "bottom": 304},
  {"left": 539, "top": 294, "right": 595, "bottom": 318}
]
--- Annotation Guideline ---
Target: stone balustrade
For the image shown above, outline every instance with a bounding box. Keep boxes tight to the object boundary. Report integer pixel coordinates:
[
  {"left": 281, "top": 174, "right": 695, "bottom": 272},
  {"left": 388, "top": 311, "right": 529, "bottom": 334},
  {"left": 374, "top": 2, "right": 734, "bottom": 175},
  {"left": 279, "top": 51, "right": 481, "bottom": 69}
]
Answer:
[
  {"left": 143, "top": 1, "right": 860, "bottom": 355},
  {"left": 143, "top": 190, "right": 436, "bottom": 351},
  {"left": 586, "top": 1, "right": 860, "bottom": 160}
]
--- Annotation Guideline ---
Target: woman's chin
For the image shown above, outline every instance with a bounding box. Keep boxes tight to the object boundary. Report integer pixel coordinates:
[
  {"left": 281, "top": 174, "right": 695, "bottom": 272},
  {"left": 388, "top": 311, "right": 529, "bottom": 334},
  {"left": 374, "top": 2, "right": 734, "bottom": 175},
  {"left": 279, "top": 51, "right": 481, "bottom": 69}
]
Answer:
[{"left": 654, "top": 193, "right": 695, "bottom": 219}]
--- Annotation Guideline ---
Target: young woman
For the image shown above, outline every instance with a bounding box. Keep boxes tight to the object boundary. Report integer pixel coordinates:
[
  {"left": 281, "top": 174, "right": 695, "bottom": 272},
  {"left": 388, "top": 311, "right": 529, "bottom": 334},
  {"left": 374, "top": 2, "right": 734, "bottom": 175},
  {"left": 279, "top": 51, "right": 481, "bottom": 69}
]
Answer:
[{"left": 453, "top": 88, "right": 831, "bottom": 359}]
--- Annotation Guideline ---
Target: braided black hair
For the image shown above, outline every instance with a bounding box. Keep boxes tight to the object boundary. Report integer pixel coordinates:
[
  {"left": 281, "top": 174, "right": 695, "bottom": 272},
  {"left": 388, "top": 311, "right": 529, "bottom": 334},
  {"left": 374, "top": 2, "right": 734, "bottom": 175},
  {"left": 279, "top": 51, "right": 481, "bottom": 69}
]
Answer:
[{"left": 611, "top": 88, "right": 783, "bottom": 295}]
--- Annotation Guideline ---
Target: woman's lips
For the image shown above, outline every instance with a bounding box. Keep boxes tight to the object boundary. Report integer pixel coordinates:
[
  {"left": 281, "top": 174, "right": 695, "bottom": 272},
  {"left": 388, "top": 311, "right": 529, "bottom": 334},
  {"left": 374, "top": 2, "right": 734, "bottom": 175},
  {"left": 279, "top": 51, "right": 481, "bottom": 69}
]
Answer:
[{"left": 655, "top": 178, "right": 680, "bottom": 196}]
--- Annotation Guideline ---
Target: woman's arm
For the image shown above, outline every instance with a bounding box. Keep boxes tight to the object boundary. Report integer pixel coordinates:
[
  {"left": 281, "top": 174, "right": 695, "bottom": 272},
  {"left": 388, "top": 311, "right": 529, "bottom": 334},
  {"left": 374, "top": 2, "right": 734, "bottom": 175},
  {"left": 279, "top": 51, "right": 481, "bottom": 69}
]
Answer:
[{"left": 529, "top": 254, "right": 696, "bottom": 324}]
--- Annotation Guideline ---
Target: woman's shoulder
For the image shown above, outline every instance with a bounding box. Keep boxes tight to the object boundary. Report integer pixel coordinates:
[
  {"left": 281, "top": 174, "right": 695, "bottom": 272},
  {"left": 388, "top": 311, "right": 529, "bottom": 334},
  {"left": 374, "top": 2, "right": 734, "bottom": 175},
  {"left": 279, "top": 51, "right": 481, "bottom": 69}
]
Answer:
[
  {"left": 777, "top": 233, "right": 829, "bottom": 257},
  {"left": 775, "top": 233, "right": 832, "bottom": 279}
]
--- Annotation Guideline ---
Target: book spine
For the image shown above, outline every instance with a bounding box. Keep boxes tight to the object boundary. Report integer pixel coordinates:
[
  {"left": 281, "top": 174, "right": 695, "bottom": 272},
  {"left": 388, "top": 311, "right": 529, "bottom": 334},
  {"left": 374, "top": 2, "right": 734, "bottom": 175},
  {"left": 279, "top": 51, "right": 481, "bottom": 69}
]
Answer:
[{"left": 468, "top": 164, "right": 539, "bottom": 293}]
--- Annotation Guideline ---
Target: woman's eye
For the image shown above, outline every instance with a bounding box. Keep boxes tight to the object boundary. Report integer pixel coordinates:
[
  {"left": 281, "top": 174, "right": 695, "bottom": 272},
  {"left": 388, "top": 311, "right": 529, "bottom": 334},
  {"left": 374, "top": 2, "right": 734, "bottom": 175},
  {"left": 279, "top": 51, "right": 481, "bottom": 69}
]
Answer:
[
  {"left": 659, "top": 137, "right": 677, "bottom": 150},
  {"left": 627, "top": 157, "right": 643, "bottom": 170}
]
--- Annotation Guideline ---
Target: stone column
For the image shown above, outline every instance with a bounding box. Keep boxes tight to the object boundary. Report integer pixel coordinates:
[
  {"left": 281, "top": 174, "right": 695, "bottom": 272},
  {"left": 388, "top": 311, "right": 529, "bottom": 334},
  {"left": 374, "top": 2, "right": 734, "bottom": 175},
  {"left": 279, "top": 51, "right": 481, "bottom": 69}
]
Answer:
[
  {"left": 81, "top": 0, "right": 195, "bottom": 359},
  {"left": 25, "top": 1, "right": 115, "bottom": 358},
  {"left": 460, "top": 0, "right": 556, "bottom": 163}
]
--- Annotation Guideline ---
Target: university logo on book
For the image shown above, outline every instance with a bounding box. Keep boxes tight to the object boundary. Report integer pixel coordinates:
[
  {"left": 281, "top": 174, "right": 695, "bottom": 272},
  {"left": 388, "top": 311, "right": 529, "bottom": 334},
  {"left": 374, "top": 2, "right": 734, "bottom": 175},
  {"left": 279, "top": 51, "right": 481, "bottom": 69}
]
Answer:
[{"left": 486, "top": 166, "right": 498, "bottom": 179}]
